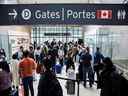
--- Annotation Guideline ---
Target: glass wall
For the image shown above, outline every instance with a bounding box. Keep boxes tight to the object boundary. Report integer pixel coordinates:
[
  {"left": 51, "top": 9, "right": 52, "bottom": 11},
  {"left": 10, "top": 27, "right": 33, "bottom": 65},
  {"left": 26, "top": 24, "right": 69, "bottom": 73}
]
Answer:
[
  {"left": 0, "top": 27, "right": 30, "bottom": 62},
  {"left": 31, "top": 25, "right": 82, "bottom": 44},
  {"left": 0, "top": 31, "right": 10, "bottom": 61},
  {"left": 84, "top": 26, "right": 128, "bottom": 73}
]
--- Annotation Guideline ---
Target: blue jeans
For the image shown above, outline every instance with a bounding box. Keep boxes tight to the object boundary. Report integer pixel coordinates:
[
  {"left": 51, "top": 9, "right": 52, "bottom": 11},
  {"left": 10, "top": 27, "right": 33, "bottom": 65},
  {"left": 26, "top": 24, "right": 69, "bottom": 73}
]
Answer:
[
  {"left": 83, "top": 66, "right": 94, "bottom": 86},
  {"left": 22, "top": 76, "right": 34, "bottom": 96}
]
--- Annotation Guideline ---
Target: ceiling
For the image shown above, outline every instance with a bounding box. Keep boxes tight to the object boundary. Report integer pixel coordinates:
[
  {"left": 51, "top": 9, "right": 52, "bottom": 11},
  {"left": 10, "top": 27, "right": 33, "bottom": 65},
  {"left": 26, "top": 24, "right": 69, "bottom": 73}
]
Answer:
[
  {"left": 18, "top": 0, "right": 93, "bottom": 4},
  {"left": 17, "top": 0, "right": 124, "bottom": 4},
  {"left": 0, "top": 0, "right": 124, "bottom": 4},
  {"left": 100, "top": 0, "right": 123, "bottom": 3}
]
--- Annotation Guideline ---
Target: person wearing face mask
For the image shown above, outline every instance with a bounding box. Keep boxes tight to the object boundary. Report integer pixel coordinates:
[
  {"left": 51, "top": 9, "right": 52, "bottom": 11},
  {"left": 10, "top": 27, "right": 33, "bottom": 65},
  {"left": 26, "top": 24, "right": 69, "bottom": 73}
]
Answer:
[{"left": 37, "top": 56, "right": 63, "bottom": 96}]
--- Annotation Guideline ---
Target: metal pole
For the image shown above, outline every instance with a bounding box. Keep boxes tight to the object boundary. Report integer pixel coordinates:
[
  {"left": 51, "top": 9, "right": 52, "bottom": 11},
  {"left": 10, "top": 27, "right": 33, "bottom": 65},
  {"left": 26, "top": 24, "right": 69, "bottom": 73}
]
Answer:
[
  {"left": 77, "top": 80, "right": 80, "bottom": 96},
  {"left": 66, "top": 25, "right": 68, "bottom": 43}
]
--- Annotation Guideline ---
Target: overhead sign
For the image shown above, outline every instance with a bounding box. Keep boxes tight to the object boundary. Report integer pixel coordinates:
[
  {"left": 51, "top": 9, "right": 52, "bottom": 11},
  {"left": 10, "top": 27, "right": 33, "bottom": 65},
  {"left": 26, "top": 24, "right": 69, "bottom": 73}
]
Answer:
[
  {"left": 0, "top": 4, "right": 128, "bottom": 25},
  {"left": 44, "top": 33, "right": 70, "bottom": 36}
]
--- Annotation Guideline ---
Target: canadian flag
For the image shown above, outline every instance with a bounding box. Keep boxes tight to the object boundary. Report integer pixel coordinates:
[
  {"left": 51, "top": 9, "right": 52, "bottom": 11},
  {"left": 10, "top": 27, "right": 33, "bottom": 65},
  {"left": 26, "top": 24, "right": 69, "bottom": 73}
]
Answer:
[{"left": 97, "top": 10, "right": 112, "bottom": 19}]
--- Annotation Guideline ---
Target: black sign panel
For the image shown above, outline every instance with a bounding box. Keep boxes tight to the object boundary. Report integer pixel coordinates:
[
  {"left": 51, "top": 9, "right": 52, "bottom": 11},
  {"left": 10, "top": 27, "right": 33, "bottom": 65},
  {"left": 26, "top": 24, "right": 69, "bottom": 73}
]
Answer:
[
  {"left": 0, "top": 4, "right": 128, "bottom": 25},
  {"left": 44, "top": 33, "right": 70, "bottom": 36}
]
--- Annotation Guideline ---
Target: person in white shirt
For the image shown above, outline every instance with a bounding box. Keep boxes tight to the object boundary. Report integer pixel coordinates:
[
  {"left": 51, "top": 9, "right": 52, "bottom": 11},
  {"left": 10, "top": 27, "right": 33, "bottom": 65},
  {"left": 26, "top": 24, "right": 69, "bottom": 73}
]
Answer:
[
  {"left": 58, "top": 46, "right": 64, "bottom": 67},
  {"left": 34, "top": 46, "right": 41, "bottom": 64},
  {"left": 17, "top": 46, "right": 24, "bottom": 60},
  {"left": 10, "top": 54, "right": 19, "bottom": 88}
]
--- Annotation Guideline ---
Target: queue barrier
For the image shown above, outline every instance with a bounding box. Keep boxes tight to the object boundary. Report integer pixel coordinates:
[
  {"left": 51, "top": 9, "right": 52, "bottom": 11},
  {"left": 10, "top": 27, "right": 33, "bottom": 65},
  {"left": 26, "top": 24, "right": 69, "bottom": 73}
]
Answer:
[{"left": 56, "top": 73, "right": 97, "bottom": 96}]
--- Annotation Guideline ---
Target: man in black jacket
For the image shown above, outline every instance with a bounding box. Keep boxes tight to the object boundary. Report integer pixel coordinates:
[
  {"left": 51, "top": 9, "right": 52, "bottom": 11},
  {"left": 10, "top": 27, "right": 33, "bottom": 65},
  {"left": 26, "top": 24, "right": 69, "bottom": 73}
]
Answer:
[
  {"left": 98, "top": 57, "right": 128, "bottom": 96},
  {"left": 37, "top": 57, "right": 63, "bottom": 96}
]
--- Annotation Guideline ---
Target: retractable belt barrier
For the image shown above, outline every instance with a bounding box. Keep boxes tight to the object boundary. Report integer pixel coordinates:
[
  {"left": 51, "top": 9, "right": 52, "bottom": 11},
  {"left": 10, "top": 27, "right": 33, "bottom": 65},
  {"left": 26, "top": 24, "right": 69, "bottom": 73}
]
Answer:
[
  {"left": 57, "top": 75, "right": 97, "bottom": 96},
  {"left": 57, "top": 76, "right": 80, "bottom": 96}
]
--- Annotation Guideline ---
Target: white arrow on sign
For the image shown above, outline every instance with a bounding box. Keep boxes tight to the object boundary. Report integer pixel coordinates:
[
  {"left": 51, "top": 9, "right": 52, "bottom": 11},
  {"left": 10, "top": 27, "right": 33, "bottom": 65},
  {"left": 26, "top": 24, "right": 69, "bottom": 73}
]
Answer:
[{"left": 8, "top": 9, "right": 17, "bottom": 19}]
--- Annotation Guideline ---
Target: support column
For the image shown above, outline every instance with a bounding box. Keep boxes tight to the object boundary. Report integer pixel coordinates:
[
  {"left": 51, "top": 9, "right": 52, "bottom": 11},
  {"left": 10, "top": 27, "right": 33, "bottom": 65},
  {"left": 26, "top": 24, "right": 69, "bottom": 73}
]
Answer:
[{"left": 81, "top": 26, "right": 86, "bottom": 45}]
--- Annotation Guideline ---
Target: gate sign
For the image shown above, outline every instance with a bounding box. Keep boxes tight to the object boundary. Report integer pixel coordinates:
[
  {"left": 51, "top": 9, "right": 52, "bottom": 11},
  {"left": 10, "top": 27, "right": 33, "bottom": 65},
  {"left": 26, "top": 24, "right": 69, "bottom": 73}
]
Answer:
[{"left": 0, "top": 4, "right": 128, "bottom": 25}]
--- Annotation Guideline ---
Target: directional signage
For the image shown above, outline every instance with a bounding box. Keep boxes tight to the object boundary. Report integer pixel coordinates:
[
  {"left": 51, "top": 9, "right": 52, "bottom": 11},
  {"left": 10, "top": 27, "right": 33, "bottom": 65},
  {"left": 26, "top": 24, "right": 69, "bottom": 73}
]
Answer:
[
  {"left": 0, "top": 4, "right": 128, "bottom": 25},
  {"left": 8, "top": 9, "right": 17, "bottom": 19}
]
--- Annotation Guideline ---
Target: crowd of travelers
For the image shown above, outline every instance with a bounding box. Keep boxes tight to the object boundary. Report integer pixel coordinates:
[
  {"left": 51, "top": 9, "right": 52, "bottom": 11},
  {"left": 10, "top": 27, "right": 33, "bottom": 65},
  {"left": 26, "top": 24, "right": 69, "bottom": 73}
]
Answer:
[{"left": 0, "top": 39, "right": 128, "bottom": 96}]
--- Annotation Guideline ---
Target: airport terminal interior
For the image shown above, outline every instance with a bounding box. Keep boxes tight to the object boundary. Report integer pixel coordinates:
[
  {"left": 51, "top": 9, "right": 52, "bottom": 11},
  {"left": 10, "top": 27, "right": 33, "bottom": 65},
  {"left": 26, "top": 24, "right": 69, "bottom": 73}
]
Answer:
[{"left": 0, "top": 0, "right": 128, "bottom": 96}]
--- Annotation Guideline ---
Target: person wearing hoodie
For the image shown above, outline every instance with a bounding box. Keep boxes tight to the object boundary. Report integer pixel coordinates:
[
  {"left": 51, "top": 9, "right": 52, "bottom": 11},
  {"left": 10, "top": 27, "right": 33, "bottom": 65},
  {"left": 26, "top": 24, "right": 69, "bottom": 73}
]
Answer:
[
  {"left": 37, "top": 56, "right": 63, "bottom": 96},
  {"left": 98, "top": 57, "right": 128, "bottom": 96}
]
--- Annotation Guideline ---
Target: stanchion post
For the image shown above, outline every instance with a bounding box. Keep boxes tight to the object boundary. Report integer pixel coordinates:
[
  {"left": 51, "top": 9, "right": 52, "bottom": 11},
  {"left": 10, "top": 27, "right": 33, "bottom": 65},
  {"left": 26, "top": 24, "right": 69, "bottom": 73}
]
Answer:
[
  {"left": 76, "top": 73, "right": 80, "bottom": 96},
  {"left": 77, "top": 79, "right": 80, "bottom": 96}
]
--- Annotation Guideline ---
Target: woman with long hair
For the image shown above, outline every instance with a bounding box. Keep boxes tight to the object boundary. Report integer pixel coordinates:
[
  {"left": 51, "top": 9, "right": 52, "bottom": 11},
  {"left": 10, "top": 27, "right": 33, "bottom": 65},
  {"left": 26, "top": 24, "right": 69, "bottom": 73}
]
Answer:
[{"left": 37, "top": 57, "right": 63, "bottom": 96}]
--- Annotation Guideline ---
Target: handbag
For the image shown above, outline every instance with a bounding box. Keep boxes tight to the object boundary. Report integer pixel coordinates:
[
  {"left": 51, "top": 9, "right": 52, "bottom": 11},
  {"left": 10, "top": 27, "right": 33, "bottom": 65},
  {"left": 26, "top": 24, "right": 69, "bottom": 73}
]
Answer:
[{"left": 36, "top": 64, "right": 42, "bottom": 73}]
